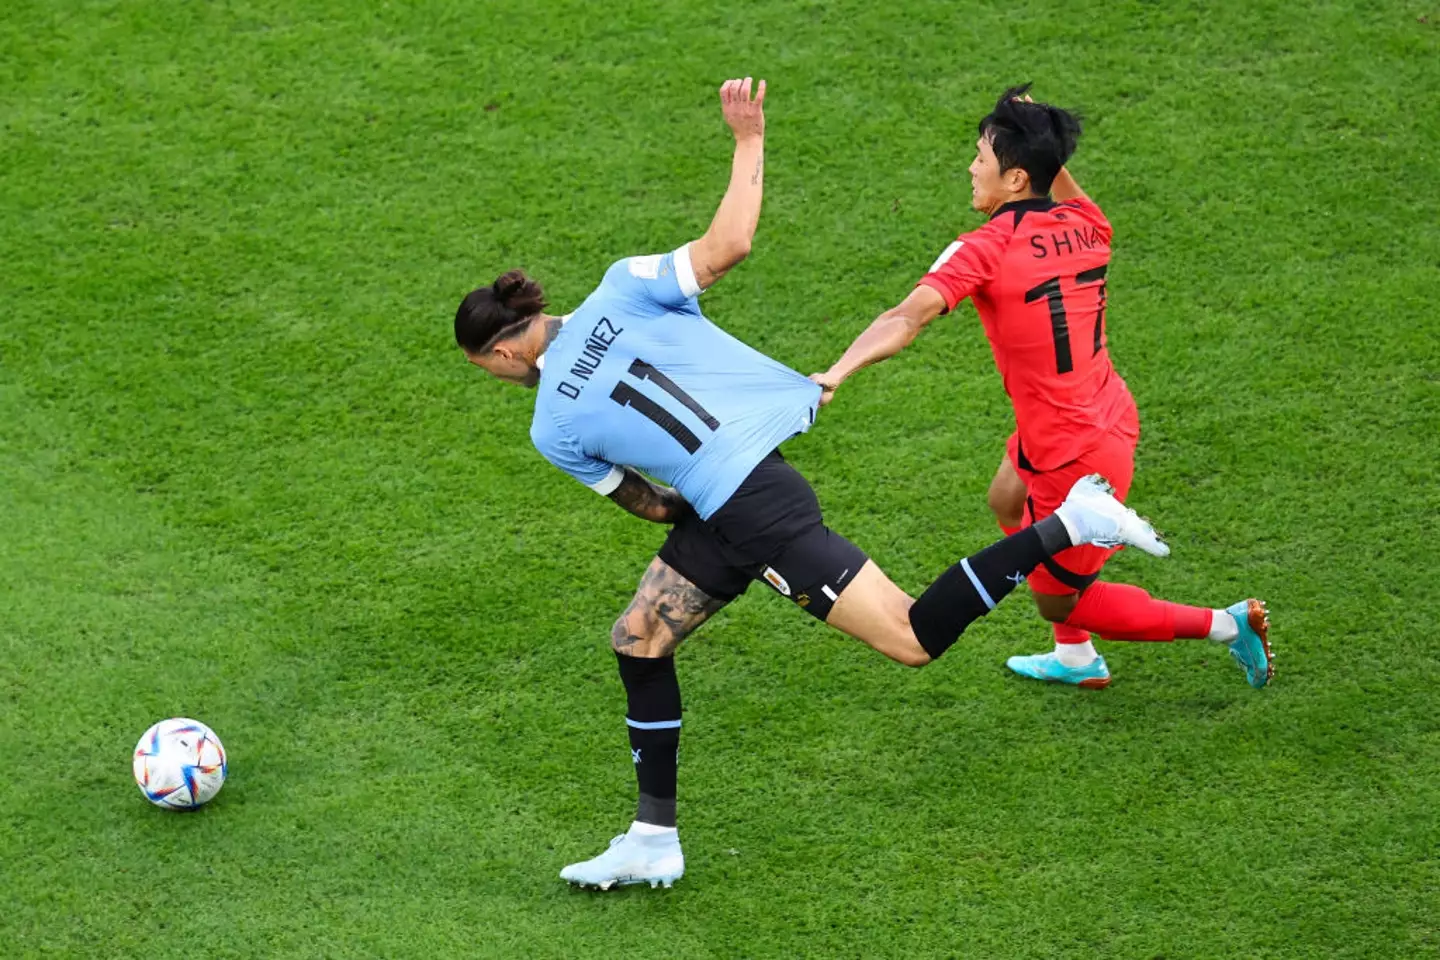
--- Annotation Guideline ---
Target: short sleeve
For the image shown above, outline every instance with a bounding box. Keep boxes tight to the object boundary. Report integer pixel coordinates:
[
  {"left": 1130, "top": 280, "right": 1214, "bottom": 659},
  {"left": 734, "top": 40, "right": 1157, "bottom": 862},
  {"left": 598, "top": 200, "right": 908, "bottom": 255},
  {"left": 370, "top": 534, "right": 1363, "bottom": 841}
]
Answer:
[
  {"left": 531, "top": 416, "right": 623, "bottom": 494},
  {"left": 1063, "top": 196, "right": 1113, "bottom": 243},
  {"left": 917, "top": 227, "right": 1006, "bottom": 313},
  {"left": 603, "top": 245, "right": 703, "bottom": 310}
]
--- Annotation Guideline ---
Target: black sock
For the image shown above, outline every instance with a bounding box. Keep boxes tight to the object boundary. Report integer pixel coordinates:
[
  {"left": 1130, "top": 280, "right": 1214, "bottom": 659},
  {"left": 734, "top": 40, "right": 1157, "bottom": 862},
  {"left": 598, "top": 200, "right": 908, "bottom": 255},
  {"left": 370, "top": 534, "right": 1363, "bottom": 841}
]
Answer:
[
  {"left": 615, "top": 653, "right": 681, "bottom": 828},
  {"left": 909, "top": 515, "right": 1074, "bottom": 661}
]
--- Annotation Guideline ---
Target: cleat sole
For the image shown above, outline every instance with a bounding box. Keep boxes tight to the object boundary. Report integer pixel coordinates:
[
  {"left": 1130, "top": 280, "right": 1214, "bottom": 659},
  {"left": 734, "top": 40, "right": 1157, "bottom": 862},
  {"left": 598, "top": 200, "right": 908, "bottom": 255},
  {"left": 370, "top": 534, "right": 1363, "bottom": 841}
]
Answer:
[
  {"left": 1248, "top": 598, "right": 1274, "bottom": 686},
  {"left": 564, "top": 874, "right": 682, "bottom": 892},
  {"left": 1083, "top": 473, "right": 1115, "bottom": 496}
]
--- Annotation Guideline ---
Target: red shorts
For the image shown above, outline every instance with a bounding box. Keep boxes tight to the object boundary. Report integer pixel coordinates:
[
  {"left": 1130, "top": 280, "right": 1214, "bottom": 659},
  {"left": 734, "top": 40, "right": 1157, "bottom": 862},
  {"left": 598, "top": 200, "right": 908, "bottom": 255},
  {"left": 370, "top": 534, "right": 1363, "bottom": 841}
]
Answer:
[{"left": 1008, "top": 403, "right": 1140, "bottom": 596}]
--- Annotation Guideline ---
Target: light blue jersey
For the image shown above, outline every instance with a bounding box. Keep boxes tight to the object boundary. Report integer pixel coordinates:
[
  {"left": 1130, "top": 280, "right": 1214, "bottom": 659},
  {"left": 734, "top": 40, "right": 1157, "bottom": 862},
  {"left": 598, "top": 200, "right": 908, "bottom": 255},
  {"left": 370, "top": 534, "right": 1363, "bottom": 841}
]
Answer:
[{"left": 530, "top": 245, "right": 821, "bottom": 520}]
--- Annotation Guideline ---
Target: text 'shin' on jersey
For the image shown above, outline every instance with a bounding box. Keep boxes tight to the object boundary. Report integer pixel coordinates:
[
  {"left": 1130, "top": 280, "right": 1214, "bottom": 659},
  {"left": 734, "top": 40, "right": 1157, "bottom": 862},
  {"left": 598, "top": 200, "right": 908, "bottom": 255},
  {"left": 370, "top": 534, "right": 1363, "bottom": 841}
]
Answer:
[{"left": 918, "top": 196, "right": 1136, "bottom": 472}]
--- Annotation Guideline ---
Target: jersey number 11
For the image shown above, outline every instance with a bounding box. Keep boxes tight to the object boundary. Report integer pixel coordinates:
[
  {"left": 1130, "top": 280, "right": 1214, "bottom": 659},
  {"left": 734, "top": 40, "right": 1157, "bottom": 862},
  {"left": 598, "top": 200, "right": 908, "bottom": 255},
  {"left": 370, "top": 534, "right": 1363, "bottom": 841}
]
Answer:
[{"left": 609, "top": 359, "right": 721, "bottom": 454}]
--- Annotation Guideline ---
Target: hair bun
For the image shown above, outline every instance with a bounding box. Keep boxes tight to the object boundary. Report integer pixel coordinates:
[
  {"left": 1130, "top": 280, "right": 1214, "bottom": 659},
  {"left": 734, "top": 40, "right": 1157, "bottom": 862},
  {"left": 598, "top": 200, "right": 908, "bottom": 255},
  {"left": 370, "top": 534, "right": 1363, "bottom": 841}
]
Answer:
[{"left": 492, "top": 270, "right": 527, "bottom": 306}]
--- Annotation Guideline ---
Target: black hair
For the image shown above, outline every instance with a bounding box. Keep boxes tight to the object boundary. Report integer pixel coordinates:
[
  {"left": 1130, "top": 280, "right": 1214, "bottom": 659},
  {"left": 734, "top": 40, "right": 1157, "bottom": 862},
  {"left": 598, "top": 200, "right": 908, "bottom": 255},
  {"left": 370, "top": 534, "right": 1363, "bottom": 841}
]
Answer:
[
  {"left": 977, "top": 83, "right": 1082, "bottom": 196},
  {"left": 454, "top": 270, "right": 547, "bottom": 354}
]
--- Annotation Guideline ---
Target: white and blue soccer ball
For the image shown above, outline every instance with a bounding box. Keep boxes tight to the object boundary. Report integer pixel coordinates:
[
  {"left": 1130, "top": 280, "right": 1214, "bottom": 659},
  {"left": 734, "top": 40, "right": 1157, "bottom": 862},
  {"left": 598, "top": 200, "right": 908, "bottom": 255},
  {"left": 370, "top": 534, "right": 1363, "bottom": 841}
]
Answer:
[{"left": 133, "top": 718, "right": 228, "bottom": 810}]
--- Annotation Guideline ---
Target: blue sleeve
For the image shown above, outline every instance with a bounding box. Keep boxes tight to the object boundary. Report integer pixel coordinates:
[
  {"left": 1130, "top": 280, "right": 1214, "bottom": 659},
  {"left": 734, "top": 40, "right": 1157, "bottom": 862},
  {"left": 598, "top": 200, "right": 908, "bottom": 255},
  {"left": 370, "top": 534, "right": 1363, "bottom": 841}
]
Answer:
[
  {"left": 602, "top": 245, "right": 703, "bottom": 311},
  {"left": 531, "top": 416, "right": 623, "bottom": 494}
]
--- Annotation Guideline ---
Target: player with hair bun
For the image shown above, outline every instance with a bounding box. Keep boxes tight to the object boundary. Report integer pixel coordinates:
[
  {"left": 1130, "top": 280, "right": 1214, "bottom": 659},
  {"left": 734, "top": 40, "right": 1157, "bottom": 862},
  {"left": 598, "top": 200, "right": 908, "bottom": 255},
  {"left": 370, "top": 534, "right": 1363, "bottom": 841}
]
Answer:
[{"left": 454, "top": 78, "right": 1172, "bottom": 890}]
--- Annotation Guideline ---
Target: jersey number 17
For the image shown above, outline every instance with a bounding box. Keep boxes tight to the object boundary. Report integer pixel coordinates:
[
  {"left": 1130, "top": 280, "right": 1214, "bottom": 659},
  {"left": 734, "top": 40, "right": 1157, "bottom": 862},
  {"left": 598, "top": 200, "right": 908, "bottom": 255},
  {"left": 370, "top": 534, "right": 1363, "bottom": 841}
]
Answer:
[
  {"left": 609, "top": 359, "right": 721, "bottom": 454},
  {"left": 1024, "top": 264, "right": 1108, "bottom": 374}
]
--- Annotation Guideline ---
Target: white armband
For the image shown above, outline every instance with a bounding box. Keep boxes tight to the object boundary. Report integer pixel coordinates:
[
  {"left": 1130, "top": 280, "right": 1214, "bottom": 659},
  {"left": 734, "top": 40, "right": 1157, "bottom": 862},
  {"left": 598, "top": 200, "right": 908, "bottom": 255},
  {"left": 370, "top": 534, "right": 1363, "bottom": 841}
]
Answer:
[
  {"left": 588, "top": 465, "right": 625, "bottom": 495},
  {"left": 673, "top": 244, "right": 703, "bottom": 298}
]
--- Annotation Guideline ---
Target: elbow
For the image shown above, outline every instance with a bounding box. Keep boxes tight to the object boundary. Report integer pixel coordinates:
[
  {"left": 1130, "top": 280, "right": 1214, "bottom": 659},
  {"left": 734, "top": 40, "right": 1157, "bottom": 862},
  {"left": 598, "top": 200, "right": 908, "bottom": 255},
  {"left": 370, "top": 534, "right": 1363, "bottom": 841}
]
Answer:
[
  {"left": 881, "top": 310, "right": 925, "bottom": 347},
  {"left": 712, "top": 227, "right": 752, "bottom": 265},
  {"left": 653, "top": 491, "right": 686, "bottom": 525},
  {"left": 724, "top": 236, "right": 752, "bottom": 265},
  {"left": 694, "top": 233, "right": 752, "bottom": 280}
]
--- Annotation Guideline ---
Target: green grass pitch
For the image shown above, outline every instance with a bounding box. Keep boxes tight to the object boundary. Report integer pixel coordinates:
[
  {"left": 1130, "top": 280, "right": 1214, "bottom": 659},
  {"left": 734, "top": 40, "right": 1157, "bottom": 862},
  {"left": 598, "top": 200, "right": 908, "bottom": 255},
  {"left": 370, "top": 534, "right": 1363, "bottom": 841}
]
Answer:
[{"left": 2, "top": 1, "right": 1437, "bottom": 957}]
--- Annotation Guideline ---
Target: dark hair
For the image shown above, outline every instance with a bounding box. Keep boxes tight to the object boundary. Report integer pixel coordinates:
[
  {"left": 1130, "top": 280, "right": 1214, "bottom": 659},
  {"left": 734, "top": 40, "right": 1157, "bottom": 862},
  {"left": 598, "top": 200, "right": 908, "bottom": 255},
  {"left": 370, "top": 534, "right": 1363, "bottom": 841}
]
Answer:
[
  {"left": 977, "top": 83, "right": 1082, "bottom": 196},
  {"left": 454, "top": 270, "right": 547, "bottom": 353}
]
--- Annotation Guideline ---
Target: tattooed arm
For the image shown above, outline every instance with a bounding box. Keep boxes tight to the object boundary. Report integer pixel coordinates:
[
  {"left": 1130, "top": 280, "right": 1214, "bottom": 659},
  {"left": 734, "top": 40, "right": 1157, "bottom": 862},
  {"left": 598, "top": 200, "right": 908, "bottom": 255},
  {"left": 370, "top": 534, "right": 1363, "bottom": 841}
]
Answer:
[{"left": 606, "top": 468, "right": 688, "bottom": 524}]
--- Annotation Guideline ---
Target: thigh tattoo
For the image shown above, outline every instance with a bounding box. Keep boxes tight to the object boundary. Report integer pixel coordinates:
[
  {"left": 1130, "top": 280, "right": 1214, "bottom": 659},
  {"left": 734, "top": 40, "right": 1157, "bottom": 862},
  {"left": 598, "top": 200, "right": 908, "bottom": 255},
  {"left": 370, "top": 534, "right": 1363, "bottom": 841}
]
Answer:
[{"left": 611, "top": 560, "right": 727, "bottom": 656}]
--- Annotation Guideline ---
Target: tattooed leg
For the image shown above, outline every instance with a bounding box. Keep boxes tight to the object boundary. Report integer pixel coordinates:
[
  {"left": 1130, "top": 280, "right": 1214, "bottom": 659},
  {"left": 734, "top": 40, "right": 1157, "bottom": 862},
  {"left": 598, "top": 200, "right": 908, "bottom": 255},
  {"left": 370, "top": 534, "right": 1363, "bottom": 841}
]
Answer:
[
  {"left": 608, "top": 557, "right": 726, "bottom": 830},
  {"left": 611, "top": 557, "right": 728, "bottom": 658}
]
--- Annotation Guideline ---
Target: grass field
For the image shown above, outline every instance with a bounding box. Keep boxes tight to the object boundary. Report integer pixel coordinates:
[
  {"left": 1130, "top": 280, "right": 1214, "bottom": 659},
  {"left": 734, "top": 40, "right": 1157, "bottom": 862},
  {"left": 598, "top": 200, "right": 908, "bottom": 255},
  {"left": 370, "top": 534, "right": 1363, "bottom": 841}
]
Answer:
[{"left": 3, "top": 1, "right": 1438, "bottom": 957}]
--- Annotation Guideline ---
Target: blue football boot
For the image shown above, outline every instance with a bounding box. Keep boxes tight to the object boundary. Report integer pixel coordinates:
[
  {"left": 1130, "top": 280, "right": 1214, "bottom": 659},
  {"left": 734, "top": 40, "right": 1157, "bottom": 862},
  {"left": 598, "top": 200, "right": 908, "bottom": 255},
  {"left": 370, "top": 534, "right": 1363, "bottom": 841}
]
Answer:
[
  {"left": 1005, "top": 651, "right": 1112, "bottom": 689},
  {"left": 1225, "top": 598, "right": 1274, "bottom": 689}
]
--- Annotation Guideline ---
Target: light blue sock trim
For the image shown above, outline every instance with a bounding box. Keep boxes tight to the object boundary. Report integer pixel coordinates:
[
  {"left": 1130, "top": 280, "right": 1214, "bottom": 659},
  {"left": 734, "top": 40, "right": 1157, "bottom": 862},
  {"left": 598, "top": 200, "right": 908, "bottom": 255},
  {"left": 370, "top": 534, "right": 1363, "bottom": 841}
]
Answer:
[
  {"left": 625, "top": 717, "right": 682, "bottom": 730},
  {"left": 960, "top": 557, "right": 997, "bottom": 611}
]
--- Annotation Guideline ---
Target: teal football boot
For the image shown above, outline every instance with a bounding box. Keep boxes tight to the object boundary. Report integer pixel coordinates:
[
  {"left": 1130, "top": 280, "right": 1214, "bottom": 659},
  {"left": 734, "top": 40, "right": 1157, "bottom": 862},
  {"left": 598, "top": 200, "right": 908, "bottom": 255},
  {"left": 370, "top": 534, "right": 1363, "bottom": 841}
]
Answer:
[
  {"left": 1005, "top": 651, "right": 1112, "bottom": 689},
  {"left": 1225, "top": 598, "right": 1274, "bottom": 689}
]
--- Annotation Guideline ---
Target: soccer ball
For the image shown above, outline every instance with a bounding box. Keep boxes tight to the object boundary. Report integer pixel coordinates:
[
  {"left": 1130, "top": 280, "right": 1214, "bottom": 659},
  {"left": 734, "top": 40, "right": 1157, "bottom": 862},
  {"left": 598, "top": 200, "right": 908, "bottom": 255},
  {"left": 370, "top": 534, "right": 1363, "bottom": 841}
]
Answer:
[{"left": 133, "top": 718, "right": 228, "bottom": 810}]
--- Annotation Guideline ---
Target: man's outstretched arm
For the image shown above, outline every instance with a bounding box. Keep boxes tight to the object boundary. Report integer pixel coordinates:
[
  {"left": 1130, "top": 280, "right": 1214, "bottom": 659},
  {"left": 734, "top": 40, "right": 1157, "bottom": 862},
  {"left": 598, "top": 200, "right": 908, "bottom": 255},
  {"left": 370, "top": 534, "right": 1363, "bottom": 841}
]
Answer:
[
  {"left": 687, "top": 77, "right": 766, "bottom": 292},
  {"left": 811, "top": 284, "right": 948, "bottom": 405}
]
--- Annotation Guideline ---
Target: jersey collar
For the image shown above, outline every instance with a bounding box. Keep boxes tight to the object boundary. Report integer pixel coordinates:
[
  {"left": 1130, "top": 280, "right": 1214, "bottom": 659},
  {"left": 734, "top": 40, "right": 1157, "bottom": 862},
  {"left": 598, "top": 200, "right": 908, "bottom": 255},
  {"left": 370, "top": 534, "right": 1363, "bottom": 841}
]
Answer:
[
  {"left": 534, "top": 314, "right": 573, "bottom": 371},
  {"left": 990, "top": 196, "right": 1057, "bottom": 227}
]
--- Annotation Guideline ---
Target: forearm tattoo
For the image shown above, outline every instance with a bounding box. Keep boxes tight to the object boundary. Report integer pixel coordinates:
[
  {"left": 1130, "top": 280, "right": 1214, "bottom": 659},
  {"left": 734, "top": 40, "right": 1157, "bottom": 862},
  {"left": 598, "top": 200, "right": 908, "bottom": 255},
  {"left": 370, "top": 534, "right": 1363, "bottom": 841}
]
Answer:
[
  {"left": 608, "top": 469, "right": 686, "bottom": 523},
  {"left": 611, "top": 559, "right": 727, "bottom": 656}
]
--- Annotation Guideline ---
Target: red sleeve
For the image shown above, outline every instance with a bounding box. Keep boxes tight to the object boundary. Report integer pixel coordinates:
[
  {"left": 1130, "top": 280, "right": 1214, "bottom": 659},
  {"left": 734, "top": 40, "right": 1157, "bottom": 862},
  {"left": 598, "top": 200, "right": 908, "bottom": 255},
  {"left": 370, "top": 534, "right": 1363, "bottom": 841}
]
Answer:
[
  {"left": 917, "top": 223, "right": 1007, "bottom": 313},
  {"left": 1063, "top": 196, "right": 1112, "bottom": 243}
]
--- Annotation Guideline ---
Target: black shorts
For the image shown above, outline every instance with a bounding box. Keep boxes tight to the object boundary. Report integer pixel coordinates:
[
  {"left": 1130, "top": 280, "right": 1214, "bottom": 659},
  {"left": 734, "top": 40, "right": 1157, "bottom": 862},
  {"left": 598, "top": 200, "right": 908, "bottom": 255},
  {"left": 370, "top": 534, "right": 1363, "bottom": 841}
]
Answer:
[{"left": 657, "top": 450, "right": 869, "bottom": 621}]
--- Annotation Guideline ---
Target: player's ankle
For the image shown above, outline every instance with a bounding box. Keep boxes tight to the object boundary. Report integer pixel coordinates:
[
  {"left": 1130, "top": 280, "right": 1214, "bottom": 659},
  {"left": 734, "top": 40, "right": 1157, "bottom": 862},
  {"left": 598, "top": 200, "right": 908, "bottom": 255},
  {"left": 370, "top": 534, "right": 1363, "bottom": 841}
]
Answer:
[
  {"left": 1207, "top": 609, "right": 1239, "bottom": 643},
  {"left": 1055, "top": 640, "right": 1098, "bottom": 667},
  {"left": 1050, "top": 504, "right": 1086, "bottom": 548}
]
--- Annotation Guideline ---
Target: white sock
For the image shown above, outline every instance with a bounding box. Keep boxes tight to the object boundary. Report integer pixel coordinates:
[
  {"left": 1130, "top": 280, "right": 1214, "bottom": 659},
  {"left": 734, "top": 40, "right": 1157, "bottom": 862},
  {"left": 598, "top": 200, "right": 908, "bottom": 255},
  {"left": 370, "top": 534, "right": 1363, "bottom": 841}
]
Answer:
[
  {"left": 1207, "top": 609, "right": 1238, "bottom": 643},
  {"left": 629, "top": 820, "right": 678, "bottom": 838},
  {"left": 1055, "top": 639, "right": 1098, "bottom": 667}
]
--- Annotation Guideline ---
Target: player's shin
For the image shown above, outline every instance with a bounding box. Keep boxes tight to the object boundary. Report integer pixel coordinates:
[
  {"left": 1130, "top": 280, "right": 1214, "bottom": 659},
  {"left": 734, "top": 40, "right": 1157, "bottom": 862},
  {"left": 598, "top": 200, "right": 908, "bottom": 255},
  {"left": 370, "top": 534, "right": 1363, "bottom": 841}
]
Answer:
[
  {"left": 1062, "top": 582, "right": 1212, "bottom": 641},
  {"left": 908, "top": 516, "right": 1073, "bottom": 660},
  {"left": 615, "top": 653, "right": 682, "bottom": 828}
]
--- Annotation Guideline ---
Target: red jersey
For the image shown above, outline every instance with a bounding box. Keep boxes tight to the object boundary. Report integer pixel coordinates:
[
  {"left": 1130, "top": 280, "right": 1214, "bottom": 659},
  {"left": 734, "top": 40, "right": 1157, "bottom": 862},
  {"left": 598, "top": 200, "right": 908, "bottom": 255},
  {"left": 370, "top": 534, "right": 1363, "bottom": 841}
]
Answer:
[{"left": 919, "top": 196, "right": 1135, "bottom": 472}]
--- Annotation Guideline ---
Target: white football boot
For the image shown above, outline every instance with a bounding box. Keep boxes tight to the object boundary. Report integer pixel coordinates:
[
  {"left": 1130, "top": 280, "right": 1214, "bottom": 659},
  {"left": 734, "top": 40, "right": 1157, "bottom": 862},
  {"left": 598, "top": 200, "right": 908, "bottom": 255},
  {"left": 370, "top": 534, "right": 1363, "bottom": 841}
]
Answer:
[
  {"left": 1053, "top": 474, "right": 1170, "bottom": 557},
  {"left": 559, "top": 824, "right": 684, "bottom": 890}
]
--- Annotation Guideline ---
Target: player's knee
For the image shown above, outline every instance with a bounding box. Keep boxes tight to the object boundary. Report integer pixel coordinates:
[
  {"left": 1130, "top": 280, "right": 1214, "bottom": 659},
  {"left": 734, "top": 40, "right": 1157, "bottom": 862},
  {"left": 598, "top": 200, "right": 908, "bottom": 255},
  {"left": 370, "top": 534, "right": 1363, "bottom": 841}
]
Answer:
[
  {"left": 609, "top": 616, "right": 630, "bottom": 652},
  {"left": 1032, "top": 591, "right": 1078, "bottom": 624},
  {"left": 886, "top": 619, "right": 933, "bottom": 668},
  {"left": 610, "top": 613, "right": 651, "bottom": 652},
  {"left": 611, "top": 609, "right": 682, "bottom": 657},
  {"left": 988, "top": 489, "right": 1023, "bottom": 528},
  {"left": 891, "top": 643, "right": 933, "bottom": 668}
]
